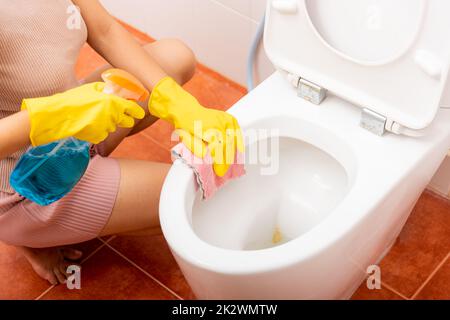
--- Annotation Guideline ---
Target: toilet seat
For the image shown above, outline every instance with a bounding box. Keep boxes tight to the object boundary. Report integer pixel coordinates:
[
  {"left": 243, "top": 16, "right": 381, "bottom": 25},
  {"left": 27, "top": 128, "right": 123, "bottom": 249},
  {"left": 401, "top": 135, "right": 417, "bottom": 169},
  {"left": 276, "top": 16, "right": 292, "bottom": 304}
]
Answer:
[{"left": 265, "top": 0, "right": 450, "bottom": 133}]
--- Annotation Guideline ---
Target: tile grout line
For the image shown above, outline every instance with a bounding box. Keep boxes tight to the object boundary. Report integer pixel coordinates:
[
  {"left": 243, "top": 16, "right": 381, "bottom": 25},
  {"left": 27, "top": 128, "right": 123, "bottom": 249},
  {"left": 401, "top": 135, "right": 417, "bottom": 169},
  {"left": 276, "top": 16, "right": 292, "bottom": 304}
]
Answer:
[
  {"left": 208, "top": 0, "right": 261, "bottom": 24},
  {"left": 35, "top": 285, "right": 56, "bottom": 300},
  {"left": 356, "top": 273, "right": 408, "bottom": 300},
  {"left": 98, "top": 235, "right": 117, "bottom": 246},
  {"left": 78, "top": 236, "right": 117, "bottom": 264},
  {"left": 425, "top": 188, "right": 450, "bottom": 203},
  {"left": 104, "top": 242, "right": 184, "bottom": 300},
  {"left": 140, "top": 130, "right": 175, "bottom": 151},
  {"left": 34, "top": 238, "right": 115, "bottom": 300},
  {"left": 195, "top": 66, "right": 248, "bottom": 94},
  {"left": 411, "top": 251, "right": 450, "bottom": 300},
  {"left": 380, "top": 281, "right": 409, "bottom": 300}
]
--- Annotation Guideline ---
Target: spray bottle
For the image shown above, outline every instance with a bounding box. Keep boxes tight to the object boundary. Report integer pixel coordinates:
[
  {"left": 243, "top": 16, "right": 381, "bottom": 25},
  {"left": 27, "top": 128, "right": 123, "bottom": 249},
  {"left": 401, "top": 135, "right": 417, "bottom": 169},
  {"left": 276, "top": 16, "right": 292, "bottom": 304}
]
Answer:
[{"left": 10, "top": 69, "right": 149, "bottom": 206}]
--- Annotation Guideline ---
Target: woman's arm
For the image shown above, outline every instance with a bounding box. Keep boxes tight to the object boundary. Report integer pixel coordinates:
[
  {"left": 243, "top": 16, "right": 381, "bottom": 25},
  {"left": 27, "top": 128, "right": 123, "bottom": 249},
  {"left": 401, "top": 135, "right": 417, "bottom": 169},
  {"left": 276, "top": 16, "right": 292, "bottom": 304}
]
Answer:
[
  {"left": 0, "top": 111, "right": 30, "bottom": 159},
  {"left": 1, "top": 2, "right": 154, "bottom": 161},
  {"left": 73, "top": 0, "right": 168, "bottom": 91}
]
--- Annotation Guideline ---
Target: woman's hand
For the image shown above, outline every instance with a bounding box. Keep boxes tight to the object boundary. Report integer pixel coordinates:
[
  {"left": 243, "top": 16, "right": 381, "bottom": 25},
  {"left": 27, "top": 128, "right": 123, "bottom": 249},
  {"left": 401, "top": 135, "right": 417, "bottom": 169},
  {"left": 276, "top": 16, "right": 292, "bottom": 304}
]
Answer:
[
  {"left": 148, "top": 77, "right": 244, "bottom": 177},
  {"left": 22, "top": 82, "right": 145, "bottom": 146}
]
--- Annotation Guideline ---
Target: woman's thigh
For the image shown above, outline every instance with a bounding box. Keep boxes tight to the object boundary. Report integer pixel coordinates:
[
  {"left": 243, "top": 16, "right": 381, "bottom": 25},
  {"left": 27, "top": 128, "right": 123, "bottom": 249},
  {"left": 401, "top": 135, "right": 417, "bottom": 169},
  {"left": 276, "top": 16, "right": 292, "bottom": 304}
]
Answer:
[{"left": 99, "top": 159, "right": 171, "bottom": 236}]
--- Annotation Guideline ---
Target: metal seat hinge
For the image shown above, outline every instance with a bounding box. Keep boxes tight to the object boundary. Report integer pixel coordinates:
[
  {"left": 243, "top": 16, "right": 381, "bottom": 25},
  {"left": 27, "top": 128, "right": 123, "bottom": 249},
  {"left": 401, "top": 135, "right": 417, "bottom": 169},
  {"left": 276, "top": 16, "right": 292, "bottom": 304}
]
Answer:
[
  {"left": 297, "top": 78, "right": 327, "bottom": 105},
  {"left": 360, "top": 108, "right": 387, "bottom": 136}
]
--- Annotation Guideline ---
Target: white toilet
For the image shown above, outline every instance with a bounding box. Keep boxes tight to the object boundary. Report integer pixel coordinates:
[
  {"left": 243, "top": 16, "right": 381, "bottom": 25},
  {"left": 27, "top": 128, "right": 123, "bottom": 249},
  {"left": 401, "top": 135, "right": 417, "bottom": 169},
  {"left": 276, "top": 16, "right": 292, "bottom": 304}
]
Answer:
[{"left": 159, "top": 0, "right": 450, "bottom": 299}]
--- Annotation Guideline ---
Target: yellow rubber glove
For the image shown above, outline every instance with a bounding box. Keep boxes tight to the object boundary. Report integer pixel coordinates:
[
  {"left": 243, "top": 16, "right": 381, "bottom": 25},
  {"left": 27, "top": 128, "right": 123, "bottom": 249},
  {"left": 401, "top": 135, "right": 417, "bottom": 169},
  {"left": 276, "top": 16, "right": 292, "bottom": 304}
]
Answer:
[
  {"left": 148, "top": 77, "right": 244, "bottom": 177},
  {"left": 22, "top": 82, "right": 145, "bottom": 146}
]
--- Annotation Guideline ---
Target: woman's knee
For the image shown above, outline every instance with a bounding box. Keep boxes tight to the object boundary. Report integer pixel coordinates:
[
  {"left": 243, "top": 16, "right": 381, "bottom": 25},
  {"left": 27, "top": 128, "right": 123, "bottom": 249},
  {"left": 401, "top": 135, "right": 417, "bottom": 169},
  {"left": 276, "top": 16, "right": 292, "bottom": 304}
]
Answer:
[{"left": 144, "top": 38, "right": 196, "bottom": 84}]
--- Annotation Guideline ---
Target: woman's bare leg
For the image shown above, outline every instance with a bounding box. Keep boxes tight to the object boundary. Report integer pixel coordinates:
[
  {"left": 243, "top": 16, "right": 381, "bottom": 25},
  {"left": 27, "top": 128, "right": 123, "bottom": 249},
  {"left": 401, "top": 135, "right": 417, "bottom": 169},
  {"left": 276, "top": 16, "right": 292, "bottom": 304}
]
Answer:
[{"left": 99, "top": 159, "right": 171, "bottom": 237}]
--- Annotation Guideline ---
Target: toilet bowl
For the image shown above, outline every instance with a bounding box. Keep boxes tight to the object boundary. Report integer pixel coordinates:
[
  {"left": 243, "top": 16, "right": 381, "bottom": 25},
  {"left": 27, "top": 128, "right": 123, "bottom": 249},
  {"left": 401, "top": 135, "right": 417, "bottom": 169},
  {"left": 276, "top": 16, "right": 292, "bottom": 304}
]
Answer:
[{"left": 159, "top": 0, "right": 450, "bottom": 299}]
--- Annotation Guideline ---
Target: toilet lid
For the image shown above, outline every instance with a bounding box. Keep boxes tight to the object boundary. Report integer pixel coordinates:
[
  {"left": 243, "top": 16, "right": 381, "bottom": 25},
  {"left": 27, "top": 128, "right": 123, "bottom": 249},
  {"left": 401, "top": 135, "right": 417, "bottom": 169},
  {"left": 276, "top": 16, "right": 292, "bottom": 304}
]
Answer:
[{"left": 264, "top": 0, "right": 450, "bottom": 131}]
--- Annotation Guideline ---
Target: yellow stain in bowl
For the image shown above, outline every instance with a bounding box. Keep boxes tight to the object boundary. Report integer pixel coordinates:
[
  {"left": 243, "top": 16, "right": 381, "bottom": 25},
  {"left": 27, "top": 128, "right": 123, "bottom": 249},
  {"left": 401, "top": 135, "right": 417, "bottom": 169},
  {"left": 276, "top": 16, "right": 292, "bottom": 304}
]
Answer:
[{"left": 272, "top": 227, "right": 283, "bottom": 244}]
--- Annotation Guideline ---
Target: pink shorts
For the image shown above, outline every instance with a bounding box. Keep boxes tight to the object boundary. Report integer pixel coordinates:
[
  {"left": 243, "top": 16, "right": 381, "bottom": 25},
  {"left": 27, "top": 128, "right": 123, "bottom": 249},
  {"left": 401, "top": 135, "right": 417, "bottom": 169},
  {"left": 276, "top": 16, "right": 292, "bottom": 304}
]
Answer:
[{"left": 0, "top": 155, "right": 120, "bottom": 248}]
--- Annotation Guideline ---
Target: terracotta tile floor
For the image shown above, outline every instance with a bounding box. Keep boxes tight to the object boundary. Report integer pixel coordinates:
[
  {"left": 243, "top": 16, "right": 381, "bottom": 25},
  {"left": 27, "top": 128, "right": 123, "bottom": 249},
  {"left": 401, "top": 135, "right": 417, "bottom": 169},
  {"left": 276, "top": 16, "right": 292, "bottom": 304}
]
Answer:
[
  {"left": 1, "top": 22, "right": 449, "bottom": 300},
  {"left": 352, "top": 190, "right": 450, "bottom": 300}
]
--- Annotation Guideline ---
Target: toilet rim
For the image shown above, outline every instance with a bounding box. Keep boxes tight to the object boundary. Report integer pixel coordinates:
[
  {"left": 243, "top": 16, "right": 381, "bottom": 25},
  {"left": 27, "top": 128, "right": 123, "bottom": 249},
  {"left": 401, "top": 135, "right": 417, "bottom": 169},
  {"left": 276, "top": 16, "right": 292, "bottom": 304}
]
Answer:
[
  {"left": 160, "top": 160, "right": 369, "bottom": 275},
  {"left": 160, "top": 68, "right": 450, "bottom": 274},
  {"left": 159, "top": 113, "right": 370, "bottom": 274}
]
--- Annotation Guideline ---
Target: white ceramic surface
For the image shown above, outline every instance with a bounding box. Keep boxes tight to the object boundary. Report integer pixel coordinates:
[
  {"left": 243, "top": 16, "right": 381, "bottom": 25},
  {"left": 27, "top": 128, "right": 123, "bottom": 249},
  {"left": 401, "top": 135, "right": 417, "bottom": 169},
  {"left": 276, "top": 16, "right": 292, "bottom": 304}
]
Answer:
[
  {"left": 159, "top": 0, "right": 450, "bottom": 299},
  {"left": 192, "top": 136, "right": 350, "bottom": 251},
  {"left": 264, "top": 0, "right": 450, "bottom": 131},
  {"left": 160, "top": 72, "right": 450, "bottom": 299}
]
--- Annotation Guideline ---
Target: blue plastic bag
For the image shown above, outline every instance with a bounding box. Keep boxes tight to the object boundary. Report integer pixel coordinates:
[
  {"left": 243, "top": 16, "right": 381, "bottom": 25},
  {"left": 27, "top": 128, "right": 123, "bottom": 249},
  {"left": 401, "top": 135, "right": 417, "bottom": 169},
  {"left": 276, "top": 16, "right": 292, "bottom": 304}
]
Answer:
[{"left": 10, "top": 138, "right": 90, "bottom": 206}]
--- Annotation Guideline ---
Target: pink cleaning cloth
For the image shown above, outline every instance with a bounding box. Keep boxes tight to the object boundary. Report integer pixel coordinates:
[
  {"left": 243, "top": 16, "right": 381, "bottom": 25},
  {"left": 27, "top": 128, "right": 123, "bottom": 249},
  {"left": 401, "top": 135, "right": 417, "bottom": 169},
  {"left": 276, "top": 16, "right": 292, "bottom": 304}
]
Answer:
[{"left": 171, "top": 143, "right": 246, "bottom": 200}]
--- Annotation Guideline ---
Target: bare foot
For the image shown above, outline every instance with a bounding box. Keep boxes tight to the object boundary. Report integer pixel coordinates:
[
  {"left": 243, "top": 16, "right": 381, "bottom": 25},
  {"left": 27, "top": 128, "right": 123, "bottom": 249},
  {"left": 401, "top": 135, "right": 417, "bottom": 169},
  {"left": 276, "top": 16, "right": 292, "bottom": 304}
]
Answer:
[{"left": 16, "top": 246, "right": 83, "bottom": 285}]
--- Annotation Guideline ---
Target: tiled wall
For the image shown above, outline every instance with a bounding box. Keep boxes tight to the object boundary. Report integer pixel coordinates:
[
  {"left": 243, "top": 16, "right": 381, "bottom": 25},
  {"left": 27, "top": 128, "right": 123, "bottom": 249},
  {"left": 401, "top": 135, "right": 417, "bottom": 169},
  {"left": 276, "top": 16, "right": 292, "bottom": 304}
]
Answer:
[{"left": 100, "top": 0, "right": 275, "bottom": 86}]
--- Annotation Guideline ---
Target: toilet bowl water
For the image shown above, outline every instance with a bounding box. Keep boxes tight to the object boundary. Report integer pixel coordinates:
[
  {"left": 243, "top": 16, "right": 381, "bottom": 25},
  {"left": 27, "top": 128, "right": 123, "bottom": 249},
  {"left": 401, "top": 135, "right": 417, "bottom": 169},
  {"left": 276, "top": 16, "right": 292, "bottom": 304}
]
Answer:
[{"left": 192, "top": 136, "right": 350, "bottom": 251}]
